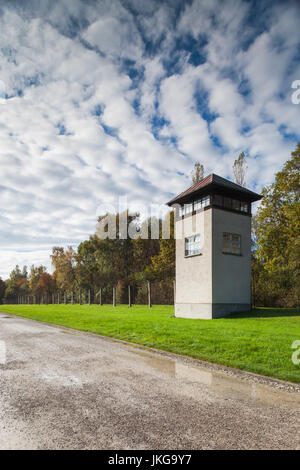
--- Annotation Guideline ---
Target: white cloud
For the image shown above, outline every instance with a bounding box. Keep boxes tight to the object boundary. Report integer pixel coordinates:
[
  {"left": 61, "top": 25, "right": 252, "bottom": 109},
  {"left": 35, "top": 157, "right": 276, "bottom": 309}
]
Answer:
[{"left": 0, "top": 0, "right": 299, "bottom": 279}]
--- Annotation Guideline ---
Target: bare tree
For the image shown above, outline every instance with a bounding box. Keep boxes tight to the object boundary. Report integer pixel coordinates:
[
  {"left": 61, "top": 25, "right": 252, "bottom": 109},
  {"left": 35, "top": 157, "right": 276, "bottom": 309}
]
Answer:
[
  {"left": 191, "top": 162, "right": 204, "bottom": 184},
  {"left": 233, "top": 152, "right": 247, "bottom": 186}
]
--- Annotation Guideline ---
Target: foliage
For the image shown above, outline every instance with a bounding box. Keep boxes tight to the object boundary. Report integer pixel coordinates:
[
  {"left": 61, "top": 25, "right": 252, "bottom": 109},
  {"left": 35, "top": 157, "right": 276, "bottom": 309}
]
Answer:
[
  {"left": 2, "top": 146, "right": 299, "bottom": 308},
  {"left": 149, "top": 211, "right": 175, "bottom": 280},
  {"left": 51, "top": 247, "right": 76, "bottom": 291},
  {"left": 253, "top": 143, "right": 300, "bottom": 307},
  {"left": 4, "top": 265, "right": 28, "bottom": 300},
  {"left": 0, "top": 277, "right": 6, "bottom": 303},
  {"left": 29, "top": 265, "right": 54, "bottom": 296}
]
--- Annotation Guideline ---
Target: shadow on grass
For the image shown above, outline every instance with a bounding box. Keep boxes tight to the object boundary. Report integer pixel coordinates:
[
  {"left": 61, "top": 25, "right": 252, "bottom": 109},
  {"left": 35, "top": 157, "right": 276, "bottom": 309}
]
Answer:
[{"left": 225, "top": 307, "right": 300, "bottom": 319}]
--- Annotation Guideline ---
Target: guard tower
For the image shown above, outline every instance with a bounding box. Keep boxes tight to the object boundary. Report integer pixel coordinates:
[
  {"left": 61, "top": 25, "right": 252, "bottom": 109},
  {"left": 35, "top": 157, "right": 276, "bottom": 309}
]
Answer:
[{"left": 167, "top": 174, "right": 262, "bottom": 319}]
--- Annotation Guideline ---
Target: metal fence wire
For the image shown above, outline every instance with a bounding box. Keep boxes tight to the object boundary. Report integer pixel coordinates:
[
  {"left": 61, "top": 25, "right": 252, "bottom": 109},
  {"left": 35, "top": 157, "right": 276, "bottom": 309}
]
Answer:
[{"left": 4, "top": 280, "right": 175, "bottom": 306}]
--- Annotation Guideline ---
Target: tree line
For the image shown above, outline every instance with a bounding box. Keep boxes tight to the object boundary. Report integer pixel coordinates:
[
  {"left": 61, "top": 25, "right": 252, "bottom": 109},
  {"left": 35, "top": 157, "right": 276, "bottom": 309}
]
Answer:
[
  {"left": 0, "top": 144, "right": 299, "bottom": 308},
  {"left": 0, "top": 212, "right": 175, "bottom": 305}
]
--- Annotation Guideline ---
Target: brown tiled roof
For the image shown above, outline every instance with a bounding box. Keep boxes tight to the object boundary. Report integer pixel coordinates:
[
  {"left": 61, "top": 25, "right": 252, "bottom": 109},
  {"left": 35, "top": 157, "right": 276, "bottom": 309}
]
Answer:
[{"left": 166, "top": 173, "right": 262, "bottom": 205}]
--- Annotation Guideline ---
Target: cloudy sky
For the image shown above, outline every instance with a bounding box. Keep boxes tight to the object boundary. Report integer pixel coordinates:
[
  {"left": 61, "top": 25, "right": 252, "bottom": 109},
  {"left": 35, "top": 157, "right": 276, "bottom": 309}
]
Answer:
[{"left": 0, "top": 0, "right": 299, "bottom": 279}]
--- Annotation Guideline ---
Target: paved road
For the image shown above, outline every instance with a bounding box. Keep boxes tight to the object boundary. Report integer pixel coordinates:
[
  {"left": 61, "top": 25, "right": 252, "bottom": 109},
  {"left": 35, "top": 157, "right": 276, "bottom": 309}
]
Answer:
[{"left": 0, "top": 312, "right": 299, "bottom": 450}]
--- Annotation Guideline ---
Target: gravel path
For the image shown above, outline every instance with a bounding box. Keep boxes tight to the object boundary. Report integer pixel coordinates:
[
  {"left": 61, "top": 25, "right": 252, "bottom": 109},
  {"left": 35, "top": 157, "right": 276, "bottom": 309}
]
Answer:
[{"left": 0, "top": 312, "right": 299, "bottom": 450}]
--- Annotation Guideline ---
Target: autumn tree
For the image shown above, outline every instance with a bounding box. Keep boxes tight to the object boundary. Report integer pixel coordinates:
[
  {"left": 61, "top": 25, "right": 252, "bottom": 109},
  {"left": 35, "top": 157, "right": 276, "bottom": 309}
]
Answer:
[
  {"left": 132, "top": 217, "right": 160, "bottom": 281},
  {"left": 51, "top": 246, "right": 76, "bottom": 291},
  {"left": 253, "top": 143, "right": 300, "bottom": 307},
  {"left": 4, "top": 265, "right": 28, "bottom": 301},
  {"left": 149, "top": 211, "right": 175, "bottom": 280},
  {"left": 29, "top": 265, "right": 53, "bottom": 297},
  {"left": 0, "top": 277, "right": 6, "bottom": 304},
  {"left": 75, "top": 237, "right": 105, "bottom": 292}
]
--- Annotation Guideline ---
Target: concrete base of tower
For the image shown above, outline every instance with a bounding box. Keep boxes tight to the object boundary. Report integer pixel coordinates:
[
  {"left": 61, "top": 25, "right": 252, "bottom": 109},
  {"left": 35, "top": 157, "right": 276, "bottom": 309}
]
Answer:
[{"left": 175, "top": 303, "right": 251, "bottom": 319}]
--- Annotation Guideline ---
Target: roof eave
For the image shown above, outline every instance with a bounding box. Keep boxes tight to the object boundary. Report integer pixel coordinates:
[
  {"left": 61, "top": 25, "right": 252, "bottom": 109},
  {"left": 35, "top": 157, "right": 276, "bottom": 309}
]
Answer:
[{"left": 166, "top": 184, "right": 262, "bottom": 206}]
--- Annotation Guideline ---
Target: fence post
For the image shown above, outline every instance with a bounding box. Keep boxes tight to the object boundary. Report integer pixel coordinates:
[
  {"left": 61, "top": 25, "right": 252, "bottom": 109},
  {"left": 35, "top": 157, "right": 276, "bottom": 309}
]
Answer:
[
  {"left": 147, "top": 281, "right": 152, "bottom": 308},
  {"left": 79, "top": 291, "right": 82, "bottom": 305},
  {"left": 128, "top": 285, "right": 131, "bottom": 307},
  {"left": 113, "top": 287, "right": 116, "bottom": 307},
  {"left": 71, "top": 291, "right": 74, "bottom": 305},
  {"left": 88, "top": 289, "right": 91, "bottom": 305},
  {"left": 64, "top": 292, "right": 66, "bottom": 305},
  {"left": 57, "top": 292, "right": 60, "bottom": 304},
  {"left": 99, "top": 288, "right": 102, "bottom": 306}
]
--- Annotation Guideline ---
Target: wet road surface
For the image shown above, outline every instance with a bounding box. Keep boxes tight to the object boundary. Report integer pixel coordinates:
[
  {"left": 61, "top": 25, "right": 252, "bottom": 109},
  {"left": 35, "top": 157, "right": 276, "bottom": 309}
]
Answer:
[{"left": 0, "top": 312, "right": 299, "bottom": 449}]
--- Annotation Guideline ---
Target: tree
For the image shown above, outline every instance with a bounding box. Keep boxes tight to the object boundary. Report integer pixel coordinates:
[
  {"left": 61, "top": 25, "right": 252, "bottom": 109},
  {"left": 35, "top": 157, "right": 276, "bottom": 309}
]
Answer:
[
  {"left": 4, "top": 265, "right": 28, "bottom": 301},
  {"left": 51, "top": 247, "right": 76, "bottom": 291},
  {"left": 233, "top": 151, "right": 247, "bottom": 186},
  {"left": 149, "top": 211, "right": 175, "bottom": 280},
  {"left": 0, "top": 277, "right": 6, "bottom": 304},
  {"left": 28, "top": 265, "right": 55, "bottom": 299},
  {"left": 253, "top": 143, "right": 300, "bottom": 307},
  {"left": 191, "top": 162, "right": 204, "bottom": 184}
]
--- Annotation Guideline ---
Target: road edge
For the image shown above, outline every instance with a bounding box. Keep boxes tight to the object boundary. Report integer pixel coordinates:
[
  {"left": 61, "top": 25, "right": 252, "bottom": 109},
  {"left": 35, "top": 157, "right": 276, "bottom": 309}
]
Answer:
[{"left": 1, "top": 311, "right": 299, "bottom": 393}]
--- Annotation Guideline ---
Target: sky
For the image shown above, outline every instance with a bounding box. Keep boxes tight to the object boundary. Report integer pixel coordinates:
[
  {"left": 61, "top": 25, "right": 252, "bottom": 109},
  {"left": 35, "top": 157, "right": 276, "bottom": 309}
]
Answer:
[{"left": 0, "top": 0, "right": 299, "bottom": 279}]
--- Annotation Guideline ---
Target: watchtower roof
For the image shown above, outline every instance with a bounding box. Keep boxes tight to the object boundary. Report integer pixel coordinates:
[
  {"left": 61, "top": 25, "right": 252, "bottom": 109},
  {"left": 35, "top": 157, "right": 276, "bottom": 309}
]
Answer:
[{"left": 166, "top": 173, "right": 262, "bottom": 206}]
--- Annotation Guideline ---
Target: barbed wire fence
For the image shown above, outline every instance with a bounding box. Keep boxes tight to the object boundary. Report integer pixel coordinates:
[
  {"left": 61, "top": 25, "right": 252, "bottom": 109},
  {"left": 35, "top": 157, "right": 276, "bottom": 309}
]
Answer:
[{"left": 4, "top": 280, "right": 176, "bottom": 307}]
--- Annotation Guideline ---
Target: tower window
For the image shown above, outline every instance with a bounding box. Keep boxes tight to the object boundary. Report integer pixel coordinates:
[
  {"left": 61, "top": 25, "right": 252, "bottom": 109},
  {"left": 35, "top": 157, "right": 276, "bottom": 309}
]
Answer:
[
  {"left": 194, "top": 195, "right": 210, "bottom": 211},
  {"left": 184, "top": 203, "right": 193, "bottom": 215},
  {"left": 223, "top": 232, "right": 241, "bottom": 255},
  {"left": 178, "top": 206, "right": 184, "bottom": 217},
  {"left": 241, "top": 202, "right": 249, "bottom": 213},
  {"left": 232, "top": 199, "right": 240, "bottom": 211},
  {"left": 185, "top": 234, "right": 201, "bottom": 256}
]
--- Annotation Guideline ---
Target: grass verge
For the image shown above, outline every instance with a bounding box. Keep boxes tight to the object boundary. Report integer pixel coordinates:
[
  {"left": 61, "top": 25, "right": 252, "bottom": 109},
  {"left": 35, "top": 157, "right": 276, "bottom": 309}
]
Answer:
[{"left": 1, "top": 304, "right": 299, "bottom": 383}]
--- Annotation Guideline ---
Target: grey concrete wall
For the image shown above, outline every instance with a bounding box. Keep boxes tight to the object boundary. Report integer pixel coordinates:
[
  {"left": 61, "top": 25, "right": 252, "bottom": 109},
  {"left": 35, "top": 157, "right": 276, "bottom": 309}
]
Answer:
[
  {"left": 175, "top": 206, "right": 252, "bottom": 319},
  {"left": 211, "top": 208, "right": 251, "bottom": 307},
  {"left": 175, "top": 210, "right": 212, "bottom": 308}
]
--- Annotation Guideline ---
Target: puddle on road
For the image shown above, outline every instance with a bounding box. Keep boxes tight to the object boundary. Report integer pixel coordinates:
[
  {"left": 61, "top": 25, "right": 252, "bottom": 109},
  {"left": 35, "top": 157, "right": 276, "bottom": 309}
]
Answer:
[
  {"left": 41, "top": 371, "right": 84, "bottom": 387},
  {"left": 129, "top": 349, "right": 300, "bottom": 409}
]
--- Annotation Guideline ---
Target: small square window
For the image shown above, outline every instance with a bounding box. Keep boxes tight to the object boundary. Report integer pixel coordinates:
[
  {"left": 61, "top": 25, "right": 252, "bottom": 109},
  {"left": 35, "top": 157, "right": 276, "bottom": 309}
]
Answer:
[
  {"left": 185, "top": 234, "right": 201, "bottom": 256},
  {"left": 223, "top": 232, "right": 241, "bottom": 255}
]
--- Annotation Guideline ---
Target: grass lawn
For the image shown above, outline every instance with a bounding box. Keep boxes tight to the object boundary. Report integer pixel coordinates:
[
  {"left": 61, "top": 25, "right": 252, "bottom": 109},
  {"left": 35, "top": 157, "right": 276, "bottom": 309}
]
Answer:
[{"left": 1, "top": 304, "right": 299, "bottom": 383}]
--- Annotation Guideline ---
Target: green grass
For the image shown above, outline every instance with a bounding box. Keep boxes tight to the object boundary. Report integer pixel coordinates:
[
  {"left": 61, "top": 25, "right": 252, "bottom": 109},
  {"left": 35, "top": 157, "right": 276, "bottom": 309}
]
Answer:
[{"left": 1, "top": 304, "right": 300, "bottom": 383}]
